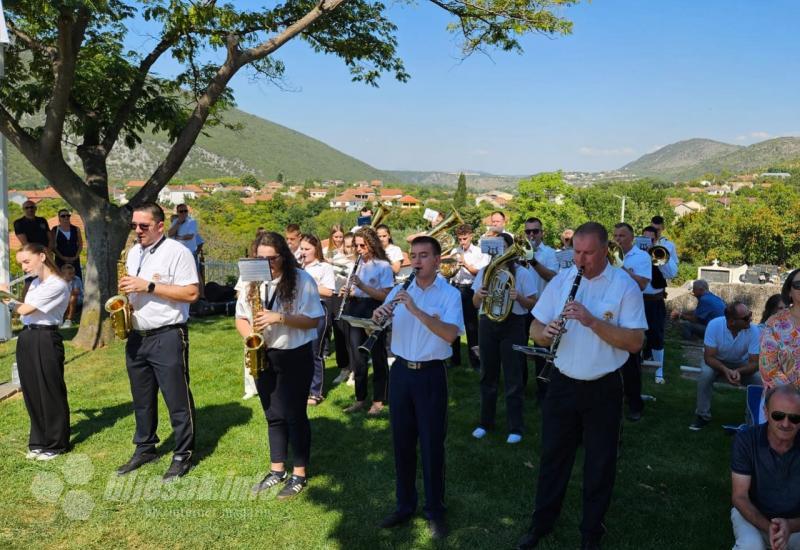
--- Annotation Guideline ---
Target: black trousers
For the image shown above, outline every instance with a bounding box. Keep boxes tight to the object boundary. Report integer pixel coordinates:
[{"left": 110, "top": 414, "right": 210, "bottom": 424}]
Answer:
[
  {"left": 256, "top": 342, "right": 314, "bottom": 468},
  {"left": 478, "top": 313, "right": 527, "bottom": 434},
  {"left": 531, "top": 368, "right": 623, "bottom": 542},
  {"left": 345, "top": 298, "right": 388, "bottom": 403},
  {"left": 451, "top": 285, "right": 480, "bottom": 369},
  {"left": 328, "top": 295, "right": 350, "bottom": 370},
  {"left": 126, "top": 325, "right": 195, "bottom": 460},
  {"left": 621, "top": 353, "right": 643, "bottom": 414},
  {"left": 389, "top": 358, "right": 448, "bottom": 520},
  {"left": 644, "top": 298, "right": 666, "bottom": 356},
  {"left": 17, "top": 328, "right": 70, "bottom": 452}
]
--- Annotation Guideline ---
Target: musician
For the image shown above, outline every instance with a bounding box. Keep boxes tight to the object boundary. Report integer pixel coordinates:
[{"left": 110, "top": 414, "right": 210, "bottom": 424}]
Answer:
[
  {"left": 2, "top": 244, "right": 70, "bottom": 461},
  {"left": 484, "top": 210, "right": 508, "bottom": 237},
  {"left": 235, "top": 232, "right": 324, "bottom": 499},
  {"left": 351, "top": 206, "right": 373, "bottom": 233},
  {"left": 299, "top": 234, "right": 335, "bottom": 405},
  {"left": 556, "top": 229, "right": 575, "bottom": 272},
  {"left": 650, "top": 215, "right": 679, "bottom": 277},
  {"left": 614, "top": 222, "right": 652, "bottom": 422},
  {"left": 376, "top": 224, "right": 404, "bottom": 274},
  {"left": 405, "top": 210, "right": 444, "bottom": 243},
  {"left": 285, "top": 223, "right": 303, "bottom": 262},
  {"left": 450, "top": 223, "right": 490, "bottom": 370},
  {"left": 472, "top": 233, "right": 538, "bottom": 444},
  {"left": 517, "top": 222, "right": 646, "bottom": 550},
  {"left": 116, "top": 203, "right": 200, "bottom": 482},
  {"left": 330, "top": 233, "right": 355, "bottom": 386},
  {"left": 323, "top": 224, "right": 345, "bottom": 262},
  {"left": 342, "top": 227, "right": 394, "bottom": 415},
  {"left": 375, "top": 236, "right": 464, "bottom": 540},
  {"left": 641, "top": 225, "right": 676, "bottom": 384}
]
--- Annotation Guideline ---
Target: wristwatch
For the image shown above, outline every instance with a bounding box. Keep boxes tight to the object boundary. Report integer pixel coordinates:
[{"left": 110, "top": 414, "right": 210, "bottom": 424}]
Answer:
[{"left": 147, "top": 282, "right": 156, "bottom": 294}]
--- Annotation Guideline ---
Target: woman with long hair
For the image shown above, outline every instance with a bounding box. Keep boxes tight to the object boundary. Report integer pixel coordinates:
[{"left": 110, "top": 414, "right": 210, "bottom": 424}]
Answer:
[
  {"left": 50, "top": 209, "right": 84, "bottom": 280},
  {"left": 375, "top": 224, "right": 404, "bottom": 274},
  {"left": 2, "top": 244, "right": 70, "bottom": 460},
  {"left": 330, "top": 233, "right": 355, "bottom": 385},
  {"left": 324, "top": 224, "right": 345, "bottom": 262},
  {"left": 299, "top": 233, "right": 335, "bottom": 405},
  {"left": 760, "top": 271, "right": 800, "bottom": 392},
  {"left": 235, "top": 232, "right": 324, "bottom": 499}
]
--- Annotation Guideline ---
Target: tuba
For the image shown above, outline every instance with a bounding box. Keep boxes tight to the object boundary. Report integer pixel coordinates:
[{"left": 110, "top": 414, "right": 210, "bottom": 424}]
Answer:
[
  {"left": 104, "top": 241, "right": 135, "bottom": 340},
  {"left": 424, "top": 208, "right": 463, "bottom": 252},
  {"left": 481, "top": 234, "right": 534, "bottom": 322},
  {"left": 370, "top": 204, "right": 391, "bottom": 227},
  {"left": 244, "top": 281, "right": 267, "bottom": 377}
]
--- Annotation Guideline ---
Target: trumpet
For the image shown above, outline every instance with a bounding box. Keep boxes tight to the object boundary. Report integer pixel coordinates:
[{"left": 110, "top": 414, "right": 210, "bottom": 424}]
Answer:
[{"left": 649, "top": 245, "right": 670, "bottom": 266}]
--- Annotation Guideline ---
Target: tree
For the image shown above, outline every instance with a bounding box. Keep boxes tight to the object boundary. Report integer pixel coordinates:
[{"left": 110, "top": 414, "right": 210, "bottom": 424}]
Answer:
[
  {"left": 240, "top": 174, "right": 259, "bottom": 189},
  {"left": 0, "top": 0, "right": 578, "bottom": 347},
  {"left": 453, "top": 172, "right": 467, "bottom": 209},
  {"left": 513, "top": 171, "right": 586, "bottom": 247}
]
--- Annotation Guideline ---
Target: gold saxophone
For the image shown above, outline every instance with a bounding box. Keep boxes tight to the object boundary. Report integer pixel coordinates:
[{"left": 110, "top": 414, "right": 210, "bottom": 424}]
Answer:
[
  {"left": 244, "top": 281, "right": 267, "bottom": 377},
  {"left": 481, "top": 234, "right": 534, "bottom": 323},
  {"left": 104, "top": 242, "right": 134, "bottom": 340}
]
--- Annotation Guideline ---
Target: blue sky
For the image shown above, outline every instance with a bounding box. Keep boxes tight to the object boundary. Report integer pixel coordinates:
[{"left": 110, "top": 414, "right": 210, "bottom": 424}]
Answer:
[{"left": 142, "top": 0, "right": 800, "bottom": 175}]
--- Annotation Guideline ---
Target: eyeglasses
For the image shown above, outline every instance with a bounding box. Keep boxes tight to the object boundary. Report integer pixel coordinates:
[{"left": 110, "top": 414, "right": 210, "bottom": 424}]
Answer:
[
  {"left": 59, "top": 214, "right": 70, "bottom": 218},
  {"left": 524, "top": 228, "right": 542, "bottom": 235},
  {"left": 177, "top": 210, "right": 188, "bottom": 214},
  {"left": 771, "top": 411, "right": 800, "bottom": 424},
  {"left": 24, "top": 206, "right": 36, "bottom": 210},
  {"left": 129, "top": 223, "right": 152, "bottom": 231},
  {"left": 355, "top": 243, "right": 368, "bottom": 249},
  {"left": 736, "top": 313, "right": 753, "bottom": 322},
  {"left": 257, "top": 255, "right": 280, "bottom": 262},
  {"left": 791, "top": 281, "right": 800, "bottom": 290}
]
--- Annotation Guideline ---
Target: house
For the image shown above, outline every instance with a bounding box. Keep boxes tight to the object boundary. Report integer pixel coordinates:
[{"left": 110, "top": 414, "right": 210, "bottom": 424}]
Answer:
[
  {"left": 212, "top": 185, "right": 255, "bottom": 196},
  {"left": 760, "top": 172, "right": 791, "bottom": 179},
  {"left": 330, "top": 187, "right": 375, "bottom": 210},
  {"left": 159, "top": 184, "right": 204, "bottom": 205},
  {"left": 475, "top": 190, "right": 513, "bottom": 208},
  {"left": 685, "top": 187, "right": 703, "bottom": 194},
  {"left": 379, "top": 188, "right": 404, "bottom": 205},
  {"left": 308, "top": 188, "right": 328, "bottom": 199},
  {"left": 23, "top": 187, "right": 62, "bottom": 203},
  {"left": 398, "top": 195, "right": 420, "bottom": 209},
  {"left": 370, "top": 180, "right": 383, "bottom": 187},
  {"left": 241, "top": 192, "right": 274, "bottom": 205},
  {"left": 8, "top": 190, "right": 32, "bottom": 206},
  {"left": 672, "top": 200, "right": 706, "bottom": 217}
]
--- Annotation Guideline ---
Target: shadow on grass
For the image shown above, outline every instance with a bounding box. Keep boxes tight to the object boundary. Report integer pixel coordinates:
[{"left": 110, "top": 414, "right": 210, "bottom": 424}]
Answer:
[
  {"left": 71, "top": 401, "right": 133, "bottom": 446},
  {"left": 192, "top": 402, "right": 253, "bottom": 465}
]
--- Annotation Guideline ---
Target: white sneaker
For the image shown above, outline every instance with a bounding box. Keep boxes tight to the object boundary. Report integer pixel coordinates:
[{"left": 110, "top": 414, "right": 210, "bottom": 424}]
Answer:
[
  {"left": 36, "top": 451, "right": 61, "bottom": 461},
  {"left": 26, "top": 449, "right": 42, "bottom": 459},
  {"left": 655, "top": 376, "right": 665, "bottom": 385},
  {"left": 332, "top": 370, "right": 349, "bottom": 385},
  {"left": 242, "top": 392, "right": 257, "bottom": 400},
  {"left": 346, "top": 372, "right": 355, "bottom": 387},
  {"left": 507, "top": 434, "right": 522, "bottom": 444},
  {"left": 61, "top": 320, "right": 73, "bottom": 328},
  {"left": 472, "top": 427, "right": 487, "bottom": 439}
]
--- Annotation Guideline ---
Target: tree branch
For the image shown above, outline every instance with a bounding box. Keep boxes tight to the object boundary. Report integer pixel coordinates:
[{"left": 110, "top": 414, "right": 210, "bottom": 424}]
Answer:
[{"left": 6, "top": 20, "right": 57, "bottom": 58}]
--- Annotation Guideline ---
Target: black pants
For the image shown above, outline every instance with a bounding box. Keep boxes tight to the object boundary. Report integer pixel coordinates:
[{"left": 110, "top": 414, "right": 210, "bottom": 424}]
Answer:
[
  {"left": 256, "top": 342, "right": 314, "bottom": 468},
  {"left": 126, "top": 325, "right": 195, "bottom": 460},
  {"left": 451, "top": 285, "right": 480, "bottom": 369},
  {"left": 17, "top": 327, "right": 70, "bottom": 452},
  {"left": 478, "top": 313, "right": 527, "bottom": 435},
  {"left": 345, "top": 298, "right": 388, "bottom": 403},
  {"left": 389, "top": 358, "right": 448, "bottom": 520},
  {"left": 644, "top": 297, "right": 666, "bottom": 357},
  {"left": 621, "top": 353, "right": 643, "bottom": 414},
  {"left": 531, "top": 368, "right": 623, "bottom": 542},
  {"left": 328, "top": 295, "right": 350, "bottom": 370}
]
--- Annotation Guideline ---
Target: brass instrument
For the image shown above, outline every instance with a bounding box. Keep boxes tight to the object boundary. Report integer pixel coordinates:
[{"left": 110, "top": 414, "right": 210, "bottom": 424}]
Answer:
[
  {"left": 424, "top": 208, "right": 463, "bottom": 252},
  {"left": 244, "top": 281, "right": 267, "bottom": 377},
  {"left": 439, "top": 257, "right": 460, "bottom": 280},
  {"left": 607, "top": 240, "right": 625, "bottom": 268},
  {"left": 370, "top": 205, "right": 391, "bottom": 227},
  {"left": 649, "top": 245, "right": 670, "bottom": 266},
  {"left": 480, "top": 234, "right": 534, "bottom": 322},
  {"left": 104, "top": 241, "right": 135, "bottom": 340}
]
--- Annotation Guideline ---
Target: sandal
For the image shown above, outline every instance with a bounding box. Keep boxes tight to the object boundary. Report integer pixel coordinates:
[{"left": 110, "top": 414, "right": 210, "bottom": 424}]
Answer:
[{"left": 307, "top": 395, "right": 324, "bottom": 406}]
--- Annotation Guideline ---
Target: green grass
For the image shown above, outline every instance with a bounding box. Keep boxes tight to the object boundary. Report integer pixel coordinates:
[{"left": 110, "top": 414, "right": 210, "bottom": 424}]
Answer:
[{"left": 0, "top": 319, "right": 742, "bottom": 549}]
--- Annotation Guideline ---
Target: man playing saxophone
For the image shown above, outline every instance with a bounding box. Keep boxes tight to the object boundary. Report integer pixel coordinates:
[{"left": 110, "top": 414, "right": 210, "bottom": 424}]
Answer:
[{"left": 516, "top": 222, "right": 646, "bottom": 550}]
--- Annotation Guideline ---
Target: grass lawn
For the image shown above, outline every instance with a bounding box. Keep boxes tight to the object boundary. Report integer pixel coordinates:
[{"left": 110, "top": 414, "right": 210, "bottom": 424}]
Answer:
[{"left": 0, "top": 317, "right": 743, "bottom": 549}]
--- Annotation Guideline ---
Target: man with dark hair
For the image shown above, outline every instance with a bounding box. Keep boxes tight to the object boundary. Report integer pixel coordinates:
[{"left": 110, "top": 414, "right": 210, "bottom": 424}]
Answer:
[
  {"left": 14, "top": 201, "right": 51, "bottom": 248},
  {"left": 731, "top": 385, "right": 800, "bottom": 549},
  {"left": 450, "top": 223, "right": 490, "bottom": 370},
  {"left": 168, "top": 204, "right": 198, "bottom": 256},
  {"left": 641, "top": 221, "right": 676, "bottom": 383},
  {"left": 689, "top": 301, "right": 761, "bottom": 431},
  {"left": 672, "top": 279, "right": 726, "bottom": 340}
]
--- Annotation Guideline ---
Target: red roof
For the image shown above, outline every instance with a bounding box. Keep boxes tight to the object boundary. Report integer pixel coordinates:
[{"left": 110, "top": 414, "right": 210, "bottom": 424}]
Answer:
[
  {"left": 380, "top": 188, "right": 404, "bottom": 198},
  {"left": 399, "top": 195, "right": 420, "bottom": 204},
  {"left": 11, "top": 187, "right": 62, "bottom": 203},
  {"left": 127, "top": 180, "right": 147, "bottom": 187}
]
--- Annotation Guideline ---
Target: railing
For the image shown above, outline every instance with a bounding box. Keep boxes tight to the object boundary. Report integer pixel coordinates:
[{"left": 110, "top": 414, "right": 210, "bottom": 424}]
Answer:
[{"left": 202, "top": 259, "right": 239, "bottom": 286}]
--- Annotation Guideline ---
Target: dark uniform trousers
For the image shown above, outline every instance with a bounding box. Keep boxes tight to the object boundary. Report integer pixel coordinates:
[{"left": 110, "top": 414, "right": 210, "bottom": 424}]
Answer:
[
  {"left": 450, "top": 284, "right": 480, "bottom": 369},
  {"left": 345, "top": 297, "right": 388, "bottom": 403},
  {"left": 532, "top": 368, "right": 623, "bottom": 541},
  {"left": 327, "top": 294, "right": 350, "bottom": 370},
  {"left": 389, "top": 357, "right": 448, "bottom": 520},
  {"left": 621, "top": 352, "right": 644, "bottom": 414},
  {"left": 17, "top": 327, "right": 70, "bottom": 452},
  {"left": 478, "top": 313, "right": 527, "bottom": 435},
  {"left": 643, "top": 295, "right": 666, "bottom": 358},
  {"left": 126, "top": 324, "right": 195, "bottom": 459}
]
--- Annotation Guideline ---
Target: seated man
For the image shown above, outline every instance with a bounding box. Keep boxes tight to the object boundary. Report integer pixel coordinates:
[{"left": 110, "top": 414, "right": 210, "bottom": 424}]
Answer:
[
  {"left": 61, "top": 264, "right": 83, "bottom": 328},
  {"left": 672, "top": 279, "right": 725, "bottom": 340},
  {"left": 690, "top": 302, "right": 761, "bottom": 431},
  {"left": 731, "top": 385, "right": 800, "bottom": 550}
]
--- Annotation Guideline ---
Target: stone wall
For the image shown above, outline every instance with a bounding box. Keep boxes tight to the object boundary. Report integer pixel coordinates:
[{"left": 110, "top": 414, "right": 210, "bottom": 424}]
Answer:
[{"left": 666, "top": 283, "right": 783, "bottom": 321}]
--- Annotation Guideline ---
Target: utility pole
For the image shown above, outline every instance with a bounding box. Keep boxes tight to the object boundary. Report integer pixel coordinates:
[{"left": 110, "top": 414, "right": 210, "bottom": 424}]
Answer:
[
  {"left": 613, "top": 194, "right": 628, "bottom": 222},
  {"left": 0, "top": 4, "right": 11, "bottom": 343}
]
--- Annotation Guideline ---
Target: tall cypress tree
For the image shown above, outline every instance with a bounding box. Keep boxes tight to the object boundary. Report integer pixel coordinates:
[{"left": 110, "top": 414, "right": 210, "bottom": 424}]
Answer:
[{"left": 454, "top": 172, "right": 468, "bottom": 209}]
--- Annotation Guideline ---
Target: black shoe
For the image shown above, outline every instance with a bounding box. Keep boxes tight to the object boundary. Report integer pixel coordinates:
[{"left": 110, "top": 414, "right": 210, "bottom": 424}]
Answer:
[
  {"left": 252, "top": 470, "right": 288, "bottom": 494},
  {"left": 626, "top": 410, "right": 642, "bottom": 422},
  {"left": 581, "top": 539, "right": 601, "bottom": 550},
  {"left": 116, "top": 452, "right": 158, "bottom": 475},
  {"left": 428, "top": 517, "right": 448, "bottom": 540},
  {"left": 516, "top": 527, "right": 551, "bottom": 549},
  {"left": 277, "top": 475, "right": 307, "bottom": 500},
  {"left": 689, "top": 416, "right": 710, "bottom": 431},
  {"left": 162, "top": 457, "right": 193, "bottom": 482},
  {"left": 379, "top": 511, "right": 414, "bottom": 529}
]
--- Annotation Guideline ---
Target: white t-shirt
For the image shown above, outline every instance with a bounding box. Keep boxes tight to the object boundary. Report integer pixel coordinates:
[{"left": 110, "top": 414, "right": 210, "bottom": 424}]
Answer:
[
  {"left": 22, "top": 275, "right": 69, "bottom": 326},
  {"left": 703, "top": 316, "right": 760, "bottom": 365},
  {"left": 472, "top": 263, "right": 538, "bottom": 316},
  {"left": 353, "top": 258, "right": 394, "bottom": 298},
  {"left": 528, "top": 243, "right": 559, "bottom": 298},
  {"left": 451, "top": 243, "right": 490, "bottom": 286},
  {"left": 170, "top": 217, "right": 198, "bottom": 253},
  {"left": 303, "top": 260, "right": 335, "bottom": 294},
  {"left": 385, "top": 244, "right": 404, "bottom": 265},
  {"left": 126, "top": 237, "right": 199, "bottom": 330},
  {"left": 622, "top": 246, "right": 651, "bottom": 288},
  {"left": 657, "top": 237, "right": 679, "bottom": 280},
  {"left": 235, "top": 269, "right": 324, "bottom": 350},
  {"left": 532, "top": 263, "right": 647, "bottom": 380}
]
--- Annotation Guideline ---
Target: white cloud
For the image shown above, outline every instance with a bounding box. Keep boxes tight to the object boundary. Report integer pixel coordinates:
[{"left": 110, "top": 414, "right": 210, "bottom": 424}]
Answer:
[
  {"left": 750, "top": 131, "right": 771, "bottom": 139},
  {"left": 735, "top": 135, "right": 747, "bottom": 142},
  {"left": 578, "top": 146, "right": 636, "bottom": 157}
]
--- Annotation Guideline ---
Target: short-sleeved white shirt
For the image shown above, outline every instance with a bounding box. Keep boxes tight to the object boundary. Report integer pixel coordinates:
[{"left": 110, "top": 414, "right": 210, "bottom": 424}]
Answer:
[
  {"left": 472, "top": 263, "right": 538, "bottom": 316},
  {"left": 451, "top": 243, "right": 490, "bottom": 286},
  {"left": 528, "top": 243, "right": 559, "bottom": 298},
  {"left": 385, "top": 244, "right": 404, "bottom": 265},
  {"left": 235, "top": 269, "right": 324, "bottom": 350},
  {"left": 22, "top": 275, "right": 69, "bottom": 325},
  {"left": 556, "top": 249, "right": 575, "bottom": 272},
  {"left": 170, "top": 217, "right": 198, "bottom": 253},
  {"left": 353, "top": 258, "right": 394, "bottom": 298},
  {"left": 303, "top": 260, "right": 335, "bottom": 293},
  {"left": 657, "top": 237, "right": 679, "bottom": 280},
  {"left": 703, "top": 316, "right": 760, "bottom": 364},
  {"left": 622, "top": 246, "right": 652, "bottom": 287},
  {"left": 532, "top": 263, "right": 647, "bottom": 380},
  {"left": 387, "top": 275, "right": 464, "bottom": 361},
  {"left": 126, "top": 236, "right": 199, "bottom": 330}
]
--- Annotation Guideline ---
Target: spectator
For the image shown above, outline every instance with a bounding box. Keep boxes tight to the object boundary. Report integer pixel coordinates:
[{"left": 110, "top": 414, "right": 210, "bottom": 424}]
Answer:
[
  {"left": 14, "top": 201, "right": 51, "bottom": 248},
  {"left": 167, "top": 204, "right": 198, "bottom": 256},
  {"left": 51, "top": 209, "right": 83, "bottom": 280},
  {"left": 730, "top": 385, "right": 800, "bottom": 550},
  {"left": 60, "top": 264, "right": 83, "bottom": 328},
  {"left": 672, "top": 279, "right": 726, "bottom": 340},
  {"left": 760, "top": 272, "right": 800, "bottom": 393},
  {"left": 759, "top": 293, "right": 788, "bottom": 327},
  {"left": 689, "top": 302, "right": 761, "bottom": 431}
]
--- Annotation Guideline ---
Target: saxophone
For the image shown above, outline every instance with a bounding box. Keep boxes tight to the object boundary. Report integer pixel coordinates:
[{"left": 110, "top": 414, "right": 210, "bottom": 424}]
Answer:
[
  {"left": 243, "top": 281, "right": 267, "bottom": 377},
  {"left": 104, "top": 242, "right": 134, "bottom": 340}
]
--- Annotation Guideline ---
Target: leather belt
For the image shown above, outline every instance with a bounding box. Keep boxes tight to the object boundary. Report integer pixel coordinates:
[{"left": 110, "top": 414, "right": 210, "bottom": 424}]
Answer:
[
  {"left": 398, "top": 357, "right": 445, "bottom": 370},
  {"left": 23, "top": 324, "right": 58, "bottom": 331},
  {"left": 133, "top": 323, "right": 187, "bottom": 337},
  {"left": 643, "top": 292, "right": 666, "bottom": 301}
]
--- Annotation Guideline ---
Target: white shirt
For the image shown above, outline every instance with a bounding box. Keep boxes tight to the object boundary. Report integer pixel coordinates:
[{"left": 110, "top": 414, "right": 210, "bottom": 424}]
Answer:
[
  {"left": 353, "top": 258, "right": 394, "bottom": 298},
  {"left": 451, "top": 243, "right": 490, "bottom": 285},
  {"left": 126, "top": 237, "right": 199, "bottom": 330},
  {"left": 528, "top": 243, "right": 559, "bottom": 298},
  {"left": 22, "top": 275, "right": 69, "bottom": 326},
  {"left": 472, "top": 263, "right": 538, "bottom": 316},
  {"left": 331, "top": 253, "right": 354, "bottom": 293},
  {"left": 384, "top": 244, "right": 404, "bottom": 266},
  {"left": 292, "top": 247, "right": 304, "bottom": 262},
  {"left": 622, "top": 246, "right": 651, "bottom": 289},
  {"left": 235, "top": 269, "right": 324, "bottom": 350},
  {"left": 303, "top": 260, "right": 335, "bottom": 294},
  {"left": 170, "top": 217, "right": 198, "bottom": 253},
  {"left": 657, "top": 237, "right": 679, "bottom": 280},
  {"left": 556, "top": 249, "right": 575, "bottom": 272},
  {"left": 703, "top": 316, "right": 760, "bottom": 364},
  {"left": 532, "top": 263, "right": 647, "bottom": 380},
  {"left": 387, "top": 275, "right": 464, "bottom": 361}
]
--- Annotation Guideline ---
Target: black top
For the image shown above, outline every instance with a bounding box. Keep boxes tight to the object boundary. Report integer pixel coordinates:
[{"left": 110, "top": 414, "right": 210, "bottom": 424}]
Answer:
[
  {"left": 52, "top": 224, "right": 81, "bottom": 258},
  {"left": 731, "top": 424, "right": 800, "bottom": 519},
  {"left": 13, "top": 216, "right": 50, "bottom": 247}
]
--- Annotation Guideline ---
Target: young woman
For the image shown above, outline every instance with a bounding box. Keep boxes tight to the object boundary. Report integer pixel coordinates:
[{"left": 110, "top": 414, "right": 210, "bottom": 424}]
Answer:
[
  {"left": 299, "top": 234, "right": 335, "bottom": 405},
  {"left": 342, "top": 227, "right": 394, "bottom": 415},
  {"left": 324, "top": 224, "right": 345, "bottom": 262},
  {"left": 2, "top": 244, "right": 70, "bottom": 460},
  {"left": 235, "top": 232, "right": 324, "bottom": 499},
  {"left": 376, "top": 224, "right": 404, "bottom": 275},
  {"left": 330, "top": 233, "right": 355, "bottom": 385},
  {"left": 50, "top": 209, "right": 83, "bottom": 280}
]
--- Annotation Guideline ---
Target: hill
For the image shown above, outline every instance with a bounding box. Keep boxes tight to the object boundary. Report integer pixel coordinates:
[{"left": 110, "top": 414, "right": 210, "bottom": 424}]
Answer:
[
  {"left": 387, "top": 170, "right": 520, "bottom": 190},
  {"left": 620, "top": 139, "right": 743, "bottom": 179},
  {"left": 6, "top": 108, "right": 389, "bottom": 186}
]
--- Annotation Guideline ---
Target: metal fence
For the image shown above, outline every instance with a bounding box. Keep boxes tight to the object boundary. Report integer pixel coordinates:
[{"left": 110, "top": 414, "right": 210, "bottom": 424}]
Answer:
[{"left": 203, "top": 259, "right": 238, "bottom": 286}]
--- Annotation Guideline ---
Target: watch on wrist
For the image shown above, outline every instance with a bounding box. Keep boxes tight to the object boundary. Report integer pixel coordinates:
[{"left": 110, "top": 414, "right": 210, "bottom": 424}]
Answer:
[{"left": 147, "top": 282, "right": 156, "bottom": 294}]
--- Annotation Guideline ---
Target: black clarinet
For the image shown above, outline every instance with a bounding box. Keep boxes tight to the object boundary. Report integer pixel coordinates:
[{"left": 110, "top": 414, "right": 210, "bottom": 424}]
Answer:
[
  {"left": 358, "top": 269, "right": 417, "bottom": 354},
  {"left": 537, "top": 267, "right": 584, "bottom": 382},
  {"left": 336, "top": 254, "right": 362, "bottom": 321}
]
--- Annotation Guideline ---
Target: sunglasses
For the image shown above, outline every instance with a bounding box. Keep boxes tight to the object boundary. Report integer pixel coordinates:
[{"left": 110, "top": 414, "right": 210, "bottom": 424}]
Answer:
[
  {"left": 59, "top": 214, "right": 71, "bottom": 218},
  {"left": 355, "top": 243, "right": 368, "bottom": 249},
  {"left": 771, "top": 411, "right": 800, "bottom": 424},
  {"left": 735, "top": 313, "right": 753, "bottom": 322},
  {"left": 24, "top": 206, "right": 36, "bottom": 210},
  {"left": 791, "top": 281, "right": 800, "bottom": 290},
  {"left": 524, "top": 228, "right": 542, "bottom": 235},
  {"left": 129, "top": 222, "right": 152, "bottom": 231},
  {"left": 177, "top": 210, "right": 188, "bottom": 214}
]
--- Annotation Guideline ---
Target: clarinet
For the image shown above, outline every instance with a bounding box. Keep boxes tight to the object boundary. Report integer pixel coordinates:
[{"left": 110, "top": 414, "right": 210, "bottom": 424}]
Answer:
[
  {"left": 537, "top": 267, "right": 584, "bottom": 382},
  {"left": 358, "top": 269, "right": 417, "bottom": 354},
  {"left": 336, "top": 254, "right": 362, "bottom": 320}
]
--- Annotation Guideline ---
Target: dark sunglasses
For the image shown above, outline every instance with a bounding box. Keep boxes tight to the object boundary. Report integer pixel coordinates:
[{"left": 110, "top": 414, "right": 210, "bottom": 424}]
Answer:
[
  {"left": 177, "top": 210, "right": 188, "bottom": 214},
  {"left": 129, "top": 222, "right": 152, "bottom": 231},
  {"left": 771, "top": 411, "right": 800, "bottom": 424},
  {"left": 59, "top": 214, "right": 71, "bottom": 218},
  {"left": 355, "top": 243, "right": 368, "bottom": 249},
  {"left": 524, "top": 228, "right": 542, "bottom": 235},
  {"left": 791, "top": 280, "right": 800, "bottom": 290},
  {"left": 736, "top": 313, "right": 753, "bottom": 322},
  {"left": 24, "top": 206, "right": 36, "bottom": 210}
]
